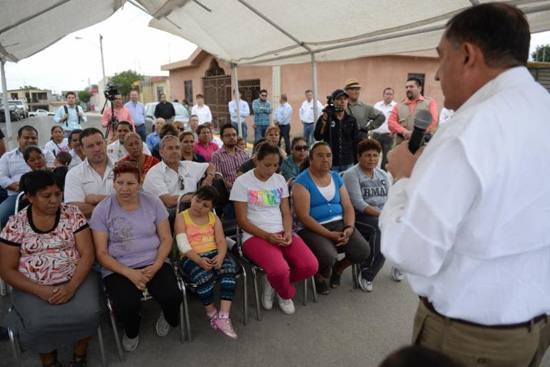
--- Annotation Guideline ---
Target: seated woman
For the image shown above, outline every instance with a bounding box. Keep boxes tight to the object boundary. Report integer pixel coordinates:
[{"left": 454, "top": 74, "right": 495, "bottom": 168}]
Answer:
[
  {"left": 179, "top": 131, "right": 206, "bottom": 162},
  {"left": 343, "top": 139, "right": 391, "bottom": 292},
  {"left": 90, "top": 162, "right": 182, "bottom": 352},
  {"left": 281, "top": 136, "right": 309, "bottom": 184},
  {"left": 231, "top": 143, "right": 318, "bottom": 314},
  {"left": 292, "top": 142, "right": 370, "bottom": 295},
  {"left": 174, "top": 185, "right": 237, "bottom": 339},
  {"left": 120, "top": 132, "right": 159, "bottom": 179},
  {"left": 194, "top": 124, "right": 220, "bottom": 163},
  {"left": 0, "top": 170, "right": 99, "bottom": 367}
]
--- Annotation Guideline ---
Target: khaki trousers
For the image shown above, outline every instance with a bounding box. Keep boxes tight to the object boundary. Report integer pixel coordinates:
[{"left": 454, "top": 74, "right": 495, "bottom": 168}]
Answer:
[{"left": 413, "top": 300, "right": 550, "bottom": 367}]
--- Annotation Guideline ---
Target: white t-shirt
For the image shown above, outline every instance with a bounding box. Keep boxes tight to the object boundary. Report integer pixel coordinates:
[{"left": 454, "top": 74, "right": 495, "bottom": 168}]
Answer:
[
  {"left": 230, "top": 170, "right": 289, "bottom": 243},
  {"left": 44, "top": 138, "right": 70, "bottom": 156},
  {"left": 191, "top": 104, "right": 213, "bottom": 125}
]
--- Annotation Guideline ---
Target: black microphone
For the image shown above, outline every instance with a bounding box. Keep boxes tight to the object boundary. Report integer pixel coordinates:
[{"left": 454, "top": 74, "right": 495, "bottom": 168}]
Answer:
[{"left": 408, "top": 109, "right": 433, "bottom": 154}]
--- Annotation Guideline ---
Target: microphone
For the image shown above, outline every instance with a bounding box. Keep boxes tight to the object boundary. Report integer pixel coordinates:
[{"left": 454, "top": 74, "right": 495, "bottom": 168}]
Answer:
[{"left": 408, "top": 109, "right": 433, "bottom": 154}]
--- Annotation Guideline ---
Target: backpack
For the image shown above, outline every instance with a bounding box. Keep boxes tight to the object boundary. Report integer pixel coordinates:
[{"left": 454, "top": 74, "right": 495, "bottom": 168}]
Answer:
[{"left": 63, "top": 105, "right": 81, "bottom": 126}]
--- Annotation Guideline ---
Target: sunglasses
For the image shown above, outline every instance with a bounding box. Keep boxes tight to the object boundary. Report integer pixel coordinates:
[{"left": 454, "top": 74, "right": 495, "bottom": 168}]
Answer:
[
  {"left": 178, "top": 127, "right": 185, "bottom": 131},
  {"left": 294, "top": 145, "right": 309, "bottom": 152},
  {"left": 260, "top": 94, "right": 267, "bottom": 97},
  {"left": 178, "top": 175, "right": 185, "bottom": 191}
]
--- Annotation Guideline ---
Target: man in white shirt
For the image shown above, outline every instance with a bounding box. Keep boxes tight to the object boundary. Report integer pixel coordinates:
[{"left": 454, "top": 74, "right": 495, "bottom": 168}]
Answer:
[
  {"left": 373, "top": 87, "right": 397, "bottom": 171},
  {"left": 228, "top": 90, "right": 250, "bottom": 140},
  {"left": 64, "top": 127, "right": 115, "bottom": 218},
  {"left": 299, "top": 89, "right": 324, "bottom": 145},
  {"left": 0, "top": 125, "right": 55, "bottom": 226},
  {"left": 143, "top": 135, "right": 216, "bottom": 209},
  {"left": 106, "top": 121, "right": 151, "bottom": 163},
  {"left": 191, "top": 93, "right": 212, "bottom": 125},
  {"left": 380, "top": 4, "right": 550, "bottom": 366}
]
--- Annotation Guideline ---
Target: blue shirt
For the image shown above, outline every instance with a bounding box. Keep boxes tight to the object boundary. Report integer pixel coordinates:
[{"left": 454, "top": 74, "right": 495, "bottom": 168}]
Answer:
[
  {"left": 252, "top": 99, "right": 273, "bottom": 127},
  {"left": 295, "top": 169, "right": 344, "bottom": 223},
  {"left": 125, "top": 101, "right": 146, "bottom": 126},
  {"left": 228, "top": 100, "right": 250, "bottom": 122},
  {"left": 53, "top": 104, "right": 87, "bottom": 131},
  {"left": 146, "top": 132, "right": 161, "bottom": 150},
  {"left": 274, "top": 103, "right": 292, "bottom": 125}
]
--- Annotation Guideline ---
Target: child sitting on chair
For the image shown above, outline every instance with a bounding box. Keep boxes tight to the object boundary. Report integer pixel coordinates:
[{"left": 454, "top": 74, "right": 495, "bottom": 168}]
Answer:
[{"left": 174, "top": 185, "right": 238, "bottom": 339}]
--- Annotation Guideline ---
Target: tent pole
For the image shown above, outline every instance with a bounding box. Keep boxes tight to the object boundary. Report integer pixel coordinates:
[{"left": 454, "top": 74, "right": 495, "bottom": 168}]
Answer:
[
  {"left": 1, "top": 59, "right": 14, "bottom": 150},
  {"left": 311, "top": 54, "right": 320, "bottom": 122},
  {"left": 232, "top": 64, "right": 243, "bottom": 138}
]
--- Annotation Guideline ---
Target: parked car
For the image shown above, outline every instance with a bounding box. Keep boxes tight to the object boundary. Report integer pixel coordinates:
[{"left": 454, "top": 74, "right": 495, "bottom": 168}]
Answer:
[
  {"left": 0, "top": 104, "right": 22, "bottom": 122},
  {"left": 11, "top": 100, "right": 29, "bottom": 118},
  {"left": 145, "top": 102, "right": 190, "bottom": 133},
  {"left": 29, "top": 109, "right": 54, "bottom": 117}
]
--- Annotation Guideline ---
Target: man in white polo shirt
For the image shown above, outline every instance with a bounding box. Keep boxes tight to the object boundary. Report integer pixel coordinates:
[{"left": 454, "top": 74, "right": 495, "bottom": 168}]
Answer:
[
  {"left": 64, "top": 127, "right": 114, "bottom": 218},
  {"left": 143, "top": 135, "right": 216, "bottom": 209}
]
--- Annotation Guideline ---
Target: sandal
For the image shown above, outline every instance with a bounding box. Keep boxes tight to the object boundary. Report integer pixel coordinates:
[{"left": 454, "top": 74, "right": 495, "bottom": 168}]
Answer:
[
  {"left": 330, "top": 265, "right": 342, "bottom": 288},
  {"left": 69, "top": 353, "right": 87, "bottom": 367},
  {"left": 315, "top": 279, "right": 330, "bottom": 295}
]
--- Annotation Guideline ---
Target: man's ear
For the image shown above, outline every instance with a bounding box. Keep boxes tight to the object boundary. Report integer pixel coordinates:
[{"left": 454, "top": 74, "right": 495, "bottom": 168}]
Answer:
[{"left": 462, "top": 42, "right": 479, "bottom": 70}]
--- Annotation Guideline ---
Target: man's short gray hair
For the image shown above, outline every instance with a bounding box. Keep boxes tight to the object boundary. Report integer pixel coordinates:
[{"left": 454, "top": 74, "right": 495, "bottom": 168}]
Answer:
[{"left": 160, "top": 135, "right": 179, "bottom": 150}]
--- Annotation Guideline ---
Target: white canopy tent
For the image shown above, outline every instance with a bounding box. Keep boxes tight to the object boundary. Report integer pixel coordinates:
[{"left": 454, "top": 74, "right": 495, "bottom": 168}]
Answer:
[
  {"left": 0, "top": 0, "right": 125, "bottom": 148},
  {"left": 135, "top": 0, "right": 550, "bottom": 136}
]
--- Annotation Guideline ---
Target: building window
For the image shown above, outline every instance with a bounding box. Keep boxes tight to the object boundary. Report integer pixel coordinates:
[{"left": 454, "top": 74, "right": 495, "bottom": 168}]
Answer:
[
  {"left": 407, "top": 73, "right": 426, "bottom": 95},
  {"left": 156, "top": 86, "right": 165, "bottom": 101},
  {"left": 10, "top": 93, "right": 18, "bottom": 100},
  {"left": 184, "top": 80, "right": 193, "bottom": 104},
  {"left": 238, "top": 79, "right": 260, "bottom": 115}
]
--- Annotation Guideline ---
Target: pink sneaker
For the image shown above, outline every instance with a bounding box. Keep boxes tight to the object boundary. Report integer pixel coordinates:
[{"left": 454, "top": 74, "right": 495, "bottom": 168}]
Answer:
[{"left": 210, "top": 315, "right": 238, "bottom": 339}]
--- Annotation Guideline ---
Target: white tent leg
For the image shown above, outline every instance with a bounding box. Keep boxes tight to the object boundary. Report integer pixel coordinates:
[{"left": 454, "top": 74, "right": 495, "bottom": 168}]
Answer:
[
  {"left": 311, "top": 54, "right": 320, "bottom": 122},
  {"left": 232, "top": 64, "right": 243, "bottom": 138},
  {"left": 1, "top": 59, "right": 14, "bottom": 150}
]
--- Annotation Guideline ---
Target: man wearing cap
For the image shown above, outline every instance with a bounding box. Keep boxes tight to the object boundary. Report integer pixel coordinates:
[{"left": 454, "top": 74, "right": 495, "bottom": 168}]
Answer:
[
  {"left": 344, "top": 78, "right": 385, "bottom": 140},
  {"left": 388, "top": 77, "right": 438, "bottom": 145},
  {"left": 314, "top": 89, "right": 359, "bottom": 172}
]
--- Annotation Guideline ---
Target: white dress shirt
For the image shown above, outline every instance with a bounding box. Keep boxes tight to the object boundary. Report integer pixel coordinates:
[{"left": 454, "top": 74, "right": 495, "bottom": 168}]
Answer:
[
  {"left": 228, "top": 99, "right": 250, "bottom": 122},
  {"left": 380, "top": 67, "right": 550, "bottom": 325},
  {"left": 107, "top": 140, "right": 151, "bottom": 163},
  {"left": 299, "top": 99, "right": 324, "bottom": 123},
  {"left": 191, "top": 104, "right": 213, "bottom": 125},
  {"left": 64, "top": 158, "right": 115, "bottom": 203},
  {"left": 142, "top": 160, "right": 208, "bottom": 197},
  {"left": 373, "top": 100, "right": 397, "bottom": 134},
  {"left": 0, "top": 148, "right": 55, "bottom": 195}
]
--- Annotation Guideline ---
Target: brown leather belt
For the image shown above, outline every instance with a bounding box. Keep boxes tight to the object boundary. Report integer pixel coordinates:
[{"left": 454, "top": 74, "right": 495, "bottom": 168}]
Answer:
[{"left": 421, "top": 297, "right": 547, "bottom": 330}]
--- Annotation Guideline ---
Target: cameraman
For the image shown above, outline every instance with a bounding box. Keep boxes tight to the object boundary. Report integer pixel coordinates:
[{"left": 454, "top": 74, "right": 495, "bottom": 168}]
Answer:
[
  {"left": 314, "top": 89, "right": 359, "bottom": 172},
  {"left": 101, "top": 93, "right": 134, "bottom": 142}
]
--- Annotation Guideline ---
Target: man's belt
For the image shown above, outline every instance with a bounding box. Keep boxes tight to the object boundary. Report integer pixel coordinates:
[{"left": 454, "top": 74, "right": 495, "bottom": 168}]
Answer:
[{"left": 421, "top": 297, "right": 547, "bottom": 330}]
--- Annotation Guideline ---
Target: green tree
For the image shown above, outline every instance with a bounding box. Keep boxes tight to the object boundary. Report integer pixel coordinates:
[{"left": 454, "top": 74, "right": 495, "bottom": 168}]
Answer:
[
  {"left": 531, "top": 44, "right": 550, "bottom": 62},
  {"left": 108, "top": 70, "right": 144, "bottom": 98},
  {"left": 19, "top": 85, "right": 38, "bottom": 90},
  {"left": 78, "top": 90, "right": 91, "bottom": 103}
]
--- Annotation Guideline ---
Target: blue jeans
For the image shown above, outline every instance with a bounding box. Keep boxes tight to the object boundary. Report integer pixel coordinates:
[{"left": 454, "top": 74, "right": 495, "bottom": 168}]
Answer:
[
  {"left": 254, "top": 125, "right": 268, "bottom": 143},
  {"left": 232, "top": 122, "right": 248, "bottom": 141},
  {"left": 135, "top": 124, "right": 147, "bottom": 143},
  {"left": 303, "top": 123, "right": 314, "bottom": 145},
  {"left": 278, "top": 124, "right": 291, "bottom": 154},
  {"left": 0, "top": 194, "right": 19, "bottom": 228}
]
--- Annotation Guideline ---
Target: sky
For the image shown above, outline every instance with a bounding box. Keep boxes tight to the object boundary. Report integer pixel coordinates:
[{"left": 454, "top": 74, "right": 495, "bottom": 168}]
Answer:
[{"left": 2, "top": 3, "right": 550, "bottom": 94}]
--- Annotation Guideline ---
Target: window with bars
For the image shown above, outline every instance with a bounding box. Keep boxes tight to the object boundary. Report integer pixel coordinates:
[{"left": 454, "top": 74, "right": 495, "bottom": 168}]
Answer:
[
  {"left": 184, "top": 80, "right": 193, "bottom": 103},
  {"left": 238, "top": 79, "right": 260, "bottom": 115}
]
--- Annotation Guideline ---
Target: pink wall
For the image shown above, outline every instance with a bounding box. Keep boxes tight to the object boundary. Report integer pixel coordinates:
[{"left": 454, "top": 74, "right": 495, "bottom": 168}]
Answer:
[{"left": 166, "top": 53, "right": 443, "bottom": 141}]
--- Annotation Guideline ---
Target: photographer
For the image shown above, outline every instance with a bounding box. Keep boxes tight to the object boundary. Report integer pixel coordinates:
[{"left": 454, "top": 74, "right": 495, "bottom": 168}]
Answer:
[
  {"left": 101, "top": 93, "right": 134, "bottom": 142},
  {"left": 313, "top": 89, "right": 359, "bottom": 172}
]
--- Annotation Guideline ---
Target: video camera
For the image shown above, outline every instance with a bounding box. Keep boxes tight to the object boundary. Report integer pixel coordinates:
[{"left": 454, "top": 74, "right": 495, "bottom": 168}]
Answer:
[
  {"left": 325, "top": 95, "right": 343, "bottom": 116},
  {"left": 104, "top": 82, "right": 120, "bottom": 102}
]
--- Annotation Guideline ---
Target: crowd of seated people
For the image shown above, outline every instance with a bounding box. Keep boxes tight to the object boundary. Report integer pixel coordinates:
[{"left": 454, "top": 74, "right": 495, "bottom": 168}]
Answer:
[{"left": 0, "top": 93, "right": 411, "bottom": 366}]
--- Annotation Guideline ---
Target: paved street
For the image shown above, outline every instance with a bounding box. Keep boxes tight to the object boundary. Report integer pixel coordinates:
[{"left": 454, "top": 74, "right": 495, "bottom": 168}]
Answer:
[{"left": 1, "top": 115, "right": 550, "bottom": 367}]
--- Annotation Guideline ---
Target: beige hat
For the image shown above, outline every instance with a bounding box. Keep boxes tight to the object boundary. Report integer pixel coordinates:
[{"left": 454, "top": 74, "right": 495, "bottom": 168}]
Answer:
[{"left": 344, "top": 78, "right": 362, "bottom": 90}]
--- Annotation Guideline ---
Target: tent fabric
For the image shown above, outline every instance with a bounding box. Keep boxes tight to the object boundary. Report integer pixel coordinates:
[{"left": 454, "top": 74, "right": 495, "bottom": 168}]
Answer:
[
  {"left": 0, "top": 0, "right": 125, "bottom": 62},
  {"left": 138, "top": 0, "right": 550, "bottom": 66}
]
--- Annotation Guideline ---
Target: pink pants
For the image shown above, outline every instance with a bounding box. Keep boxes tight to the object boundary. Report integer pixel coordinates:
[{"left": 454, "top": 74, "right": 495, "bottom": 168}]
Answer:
[{"left": 243, "top": 233, "right": 319, "bottom": 300}]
